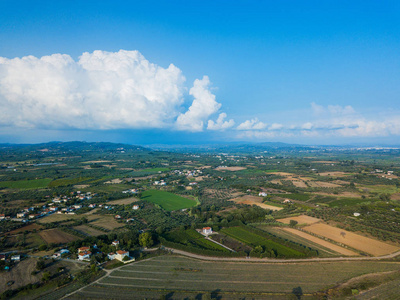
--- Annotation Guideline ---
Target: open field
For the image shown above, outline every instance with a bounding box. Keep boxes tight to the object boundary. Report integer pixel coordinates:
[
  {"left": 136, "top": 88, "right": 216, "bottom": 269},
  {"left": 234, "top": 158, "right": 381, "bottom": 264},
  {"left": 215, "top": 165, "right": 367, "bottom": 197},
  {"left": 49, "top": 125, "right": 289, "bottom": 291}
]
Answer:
[
  {"left": 303, "top": 223, "right": 400, "bottom": 256},
  {"left": 89, "top": 215, "right": 126, "bottom": 231},
  {"left": 38, "top": 214, "right": 125, "bottom": 231},
  {"left": 38, "top": 228, "right": 80, "bottom": 244},
  {"left": 277, "top": 215, "right": 321, "bottom": 225},
  {"left": 7, "top": 223, "right": 43, "bottom": 235},
  {"left": 107, "top": 197, "right": 139, "bottom": 205},
  {"left": 282, "top": 228, "right": 359, "bottom": 256},
  {"left": 307, "top": 181, "right": 342, "bottom": 188},
  {"left": 318, "top": 171, "right": 351, "bottom": 177},
  {"left": 221, "top": 226, "right": 306, "bottom": 258},
  {"left": 0, "top": 178, "right": 52, "bottom": 189},
  {"left": 73, "top": 225, "right": 107, "bottom": 237},
  {"left": 256, "top": 226, "right": 350, "bottom": 257},
  {"left": 141, "top": 190, "right": 197, "bottom": 211},
  {"left": 229, "top": 195, "right": 283, "bottom": 211},
  {"left": 71, "top": 255, "right": 400, "bottom": 298},
  {"left": 215, "top": 166, "right": 246, "bottom": 171}
]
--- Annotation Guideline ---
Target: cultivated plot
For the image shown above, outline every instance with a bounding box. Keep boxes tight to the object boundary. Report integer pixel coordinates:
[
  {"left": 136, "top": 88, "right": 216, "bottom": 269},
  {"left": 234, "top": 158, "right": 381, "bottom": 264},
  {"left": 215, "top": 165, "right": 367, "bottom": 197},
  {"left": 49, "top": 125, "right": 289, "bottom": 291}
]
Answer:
[
  {"left": 72, "top": 256, "right": 400, "bottom": 298},
  {"left": 303, "top": 223, "right": 400, "bottom": 256}
]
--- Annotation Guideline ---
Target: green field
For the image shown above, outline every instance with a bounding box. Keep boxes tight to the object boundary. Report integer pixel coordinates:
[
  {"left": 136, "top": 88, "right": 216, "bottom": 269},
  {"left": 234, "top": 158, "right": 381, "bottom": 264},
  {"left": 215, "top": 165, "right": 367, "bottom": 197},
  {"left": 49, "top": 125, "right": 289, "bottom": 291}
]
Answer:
[
  {"left": 221, "top": 226, "right": 306, "bottom": 258},
  {"left": 0, "top": 178, "right": 52, "bottom": 189},
  {"left": 272, "top": 193, "right": 311, "bottom": 201},
  {"left": 48, "top": 177, "right": 92, "bottom": 187},
  {"left": 71, "top": 255, "right": 400, "bottom": 299},
  {"left": 255, "top": 226, "right": 341, "bottom": 257},
  {"left": 141, "top": 190, "right": 197, "bottom": 211},
  {"left": 163, "top": 229, "right": 229, "bottom": 252}
]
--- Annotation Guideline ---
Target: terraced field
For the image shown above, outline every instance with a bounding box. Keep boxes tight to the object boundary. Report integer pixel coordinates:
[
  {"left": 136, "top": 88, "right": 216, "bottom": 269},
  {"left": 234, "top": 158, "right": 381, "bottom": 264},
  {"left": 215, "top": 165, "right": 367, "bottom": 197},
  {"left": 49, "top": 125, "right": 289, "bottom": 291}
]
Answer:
[{"left": 67, "top": 255, "right": 400, "bottom": 299}]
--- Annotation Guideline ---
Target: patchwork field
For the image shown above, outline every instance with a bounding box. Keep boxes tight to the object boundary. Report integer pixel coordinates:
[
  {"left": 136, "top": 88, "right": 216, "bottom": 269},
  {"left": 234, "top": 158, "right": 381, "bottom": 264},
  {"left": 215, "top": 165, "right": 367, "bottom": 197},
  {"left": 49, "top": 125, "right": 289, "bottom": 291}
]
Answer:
[
  {"left": 215, "top": 166, "right": 247, "bottom": 171},
  {"left": 257, "top": 226, "right": 354, "bottom": 257},
  {"left": 107, "top": 197, "right": 139, "bottom": 205},
  {"left": 0, "top": 178, "right": 52, "bottom": 189},
  {"left": 282, "top": 228, "right": 359, "bottom": 256},
  {"left": 303, "top": 223, "right": 400, "bottom": 256},
  {"left": 141, "top": 190, "right": 197, "bottom": 211},
  {"left": 277, "top": 215, "right": 321, "bottom": 225},
  {"left": 229, "top": 195, "right": 283, "bottom": 211},
  {"left": 70, "top": 256, "right": 400, "bottom": 299},
  {"left": 73, "top": 225, "right": 107, "bottom": 237},
  {"left": 38, "top": 228, "right": 80, "bottom": 244}
]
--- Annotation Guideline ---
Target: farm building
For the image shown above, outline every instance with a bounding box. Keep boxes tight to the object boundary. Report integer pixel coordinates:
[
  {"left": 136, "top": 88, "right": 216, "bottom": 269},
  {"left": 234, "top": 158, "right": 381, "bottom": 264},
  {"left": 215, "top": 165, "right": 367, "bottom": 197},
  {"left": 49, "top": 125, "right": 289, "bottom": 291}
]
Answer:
[
  {"left": 115, "top": 250, "right": 129, "bottom": 261},
  {"left": 78, "top": 251, "right": 91, "bottom": 260},
  {"left": 202, "top": 227, "right": 212, "bottom": 235},
  {"left": 78, "top": 246, "right": 90, "bottom": 253}
]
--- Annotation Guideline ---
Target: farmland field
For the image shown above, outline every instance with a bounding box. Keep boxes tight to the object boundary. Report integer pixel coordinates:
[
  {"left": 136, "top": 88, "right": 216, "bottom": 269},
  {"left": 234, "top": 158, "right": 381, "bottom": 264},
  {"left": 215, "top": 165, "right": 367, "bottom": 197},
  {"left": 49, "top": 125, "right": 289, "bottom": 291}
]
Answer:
[
  {"left": 38, "top": 228, "right": 81, "bottom": 244},
  {"left": 221, "top": 226, "right": 306, "bottom": 258},
  {"left": 281, "top": 228, "right": 359, "bottom": 256},
  {"left": 141, "top": 190, "right": 197, "bottom": 211},
  {"left": 277, "top": 215, "right": 321, "bottom": 225},
  {"left": 229, "top": 195, "right": 283, "bottom": 211},
  {"left": 69, "top": 255, "right": 400, "bottom": 299},
  {"left": 0, "top": 178, "right": 52, "bottom": 189},
  {"left": 73, "top": 225, "right": 107, "bottom": 237},
  {"left": 107, "top": 197, "right": 139, "bottom": 205},
  {"left": 303, "top": 223, "right": 400, "bottom": 256},
  {"left": 256, "top": 226, "right": 353, "bottom": 257}
]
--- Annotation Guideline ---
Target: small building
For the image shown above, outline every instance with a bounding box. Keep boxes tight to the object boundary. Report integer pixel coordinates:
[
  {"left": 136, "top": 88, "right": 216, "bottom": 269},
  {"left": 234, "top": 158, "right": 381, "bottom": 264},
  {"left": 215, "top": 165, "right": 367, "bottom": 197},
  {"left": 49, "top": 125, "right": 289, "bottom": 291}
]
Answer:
[
  {"left": 111, "top": 240, "right": 119, "bottom": 247},
  {"left": 132, "top": 205, "right": 139, "bottom": 210},
  {"left": 202, "top": 227, "right": 212, "bottom": 235},
  {"left": 283, "top": 199, "right": 292, "bottom": 204},
  {"left": 78, "top": 251, "right": 91, "bottom": 260},
  {"left": 353, "top": 212, "right": 361, "bottom": 217},
  {"left": 115, "top": 250, "right": 129, "bottom": 261},
  {"left": 107, "top": 252, "right": 116, "bottom": 260},
  {"left": 0, "top": 214, "right": 5, "bottom": 220},
  {"left": 115, "top": 215, "right": 121, "bottom": 219},
  {"left": 0, "top": 254, "right": 6, "bottom": 260},
  {"left": 77, "top": 246, "right": 90, "bottom": 253},
  {"left": 258, "top": 192, "right": 267, "bottom": 197},
  {"left": 16, "top": 213, "right": 26, "bottom": 218}
]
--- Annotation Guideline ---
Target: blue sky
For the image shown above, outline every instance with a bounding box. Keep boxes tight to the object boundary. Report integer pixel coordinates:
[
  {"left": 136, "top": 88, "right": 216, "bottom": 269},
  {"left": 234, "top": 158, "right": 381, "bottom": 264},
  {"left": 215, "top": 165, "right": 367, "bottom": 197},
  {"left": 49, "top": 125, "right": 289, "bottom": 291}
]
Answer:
[{"left": 0, "top": 0, "right": 399, "bottom": 145}]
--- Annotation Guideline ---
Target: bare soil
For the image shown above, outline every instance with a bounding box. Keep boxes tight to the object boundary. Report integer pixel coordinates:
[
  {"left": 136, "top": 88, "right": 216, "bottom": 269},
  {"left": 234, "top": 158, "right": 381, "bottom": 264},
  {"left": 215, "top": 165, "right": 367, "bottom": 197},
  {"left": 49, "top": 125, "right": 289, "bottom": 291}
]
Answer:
[
  {"left": 303, "top": 223, "right": 400, "bottom": 256},
  {"left": 277, "top": 215, "right": 321, "bottom": 225},
  {"left": 107, "top": 197, "right": 139, "bottom": 205},
  {"left": 215, "top": 166, "right": 247, "bottom": 171},
  {"left": 282, "top": 228, "right": 359, "bottom": 256},
  {"left": 38, "top": 228, "right": 80, "bottom": 244}
]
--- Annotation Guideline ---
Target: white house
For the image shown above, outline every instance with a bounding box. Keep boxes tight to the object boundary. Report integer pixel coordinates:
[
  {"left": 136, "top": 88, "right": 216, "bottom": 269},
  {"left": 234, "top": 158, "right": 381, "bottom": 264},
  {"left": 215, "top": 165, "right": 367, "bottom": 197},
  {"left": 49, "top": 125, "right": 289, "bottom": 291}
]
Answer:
[
  {"left": 258, "top": 192, "right": 267, "bottom": 197},
  {"left": 132, "top": 205, "right": 139, "bottom": 210},
  {"left": 353, "top": 212, "right": 361, "bottom": 217},
  {"left": 111, "top": 240, "right": 119, "bottom": 247},
  {"left": 107, "top": 252, "right": 116, "bottom": 260},
  {"left": 202, "top": 227, "right": 212, "bottom": 235},
  {"left": 78, "top": 251, "right": 91, "bottom": 260},
  {"left": 115, "top": 250, "right": 129, "bottom": 261}
]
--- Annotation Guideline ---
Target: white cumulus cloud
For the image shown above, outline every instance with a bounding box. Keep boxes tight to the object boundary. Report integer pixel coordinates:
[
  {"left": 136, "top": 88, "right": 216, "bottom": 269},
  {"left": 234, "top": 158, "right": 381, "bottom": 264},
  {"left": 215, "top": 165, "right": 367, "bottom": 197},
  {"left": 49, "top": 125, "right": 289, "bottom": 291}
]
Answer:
[
  {"left": 237, "top": 118, "right": 267, "bottom": 130},
  {"left": 0, "top": 50, "right": 230, "bottom": 132},
  {"left": 176, "top": 76, "right": 222, "bottom": 131},
  {"left": 207, "top": 113, "right": 235, "bottom": 130}
]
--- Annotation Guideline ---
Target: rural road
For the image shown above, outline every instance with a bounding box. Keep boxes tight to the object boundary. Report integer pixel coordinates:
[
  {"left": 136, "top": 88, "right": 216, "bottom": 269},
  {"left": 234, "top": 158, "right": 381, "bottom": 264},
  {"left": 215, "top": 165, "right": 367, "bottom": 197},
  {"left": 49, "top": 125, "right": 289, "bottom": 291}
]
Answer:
[{"left": 163, "top": 247, "right": 400, "bottom": 263}]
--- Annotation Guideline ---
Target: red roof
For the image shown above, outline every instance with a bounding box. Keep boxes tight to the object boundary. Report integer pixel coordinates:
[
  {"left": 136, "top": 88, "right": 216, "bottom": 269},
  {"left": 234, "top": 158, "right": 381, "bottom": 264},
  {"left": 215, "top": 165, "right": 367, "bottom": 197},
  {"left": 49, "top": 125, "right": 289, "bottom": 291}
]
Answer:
[
  {"left": 116, "top": 250, "right": 128, "bottom": 255},
  {"left": 78, "top": 251, "right": 91, "bottom": 256},
  {"left": 203, "top": 227, "right": 212, "bottom": 230},
  {"left": 78, "top": 246, "right": 90, "bottom": 251}
]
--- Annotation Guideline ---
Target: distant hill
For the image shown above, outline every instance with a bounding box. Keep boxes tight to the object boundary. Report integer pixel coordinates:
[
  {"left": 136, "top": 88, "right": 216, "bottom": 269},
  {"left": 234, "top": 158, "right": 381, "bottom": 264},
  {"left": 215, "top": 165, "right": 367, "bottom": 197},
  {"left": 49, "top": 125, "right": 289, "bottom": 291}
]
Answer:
[{"left": 0, "top": 141, "right": 150, "bottom": 153}]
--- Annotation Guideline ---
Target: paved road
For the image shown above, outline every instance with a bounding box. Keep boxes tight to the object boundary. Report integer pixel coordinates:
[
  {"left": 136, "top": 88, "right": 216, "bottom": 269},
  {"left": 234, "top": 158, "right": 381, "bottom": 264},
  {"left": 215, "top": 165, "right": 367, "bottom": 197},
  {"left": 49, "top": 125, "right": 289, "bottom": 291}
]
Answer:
[{"left": 164, "top": 247, "right": 400, "bottom": 263}]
